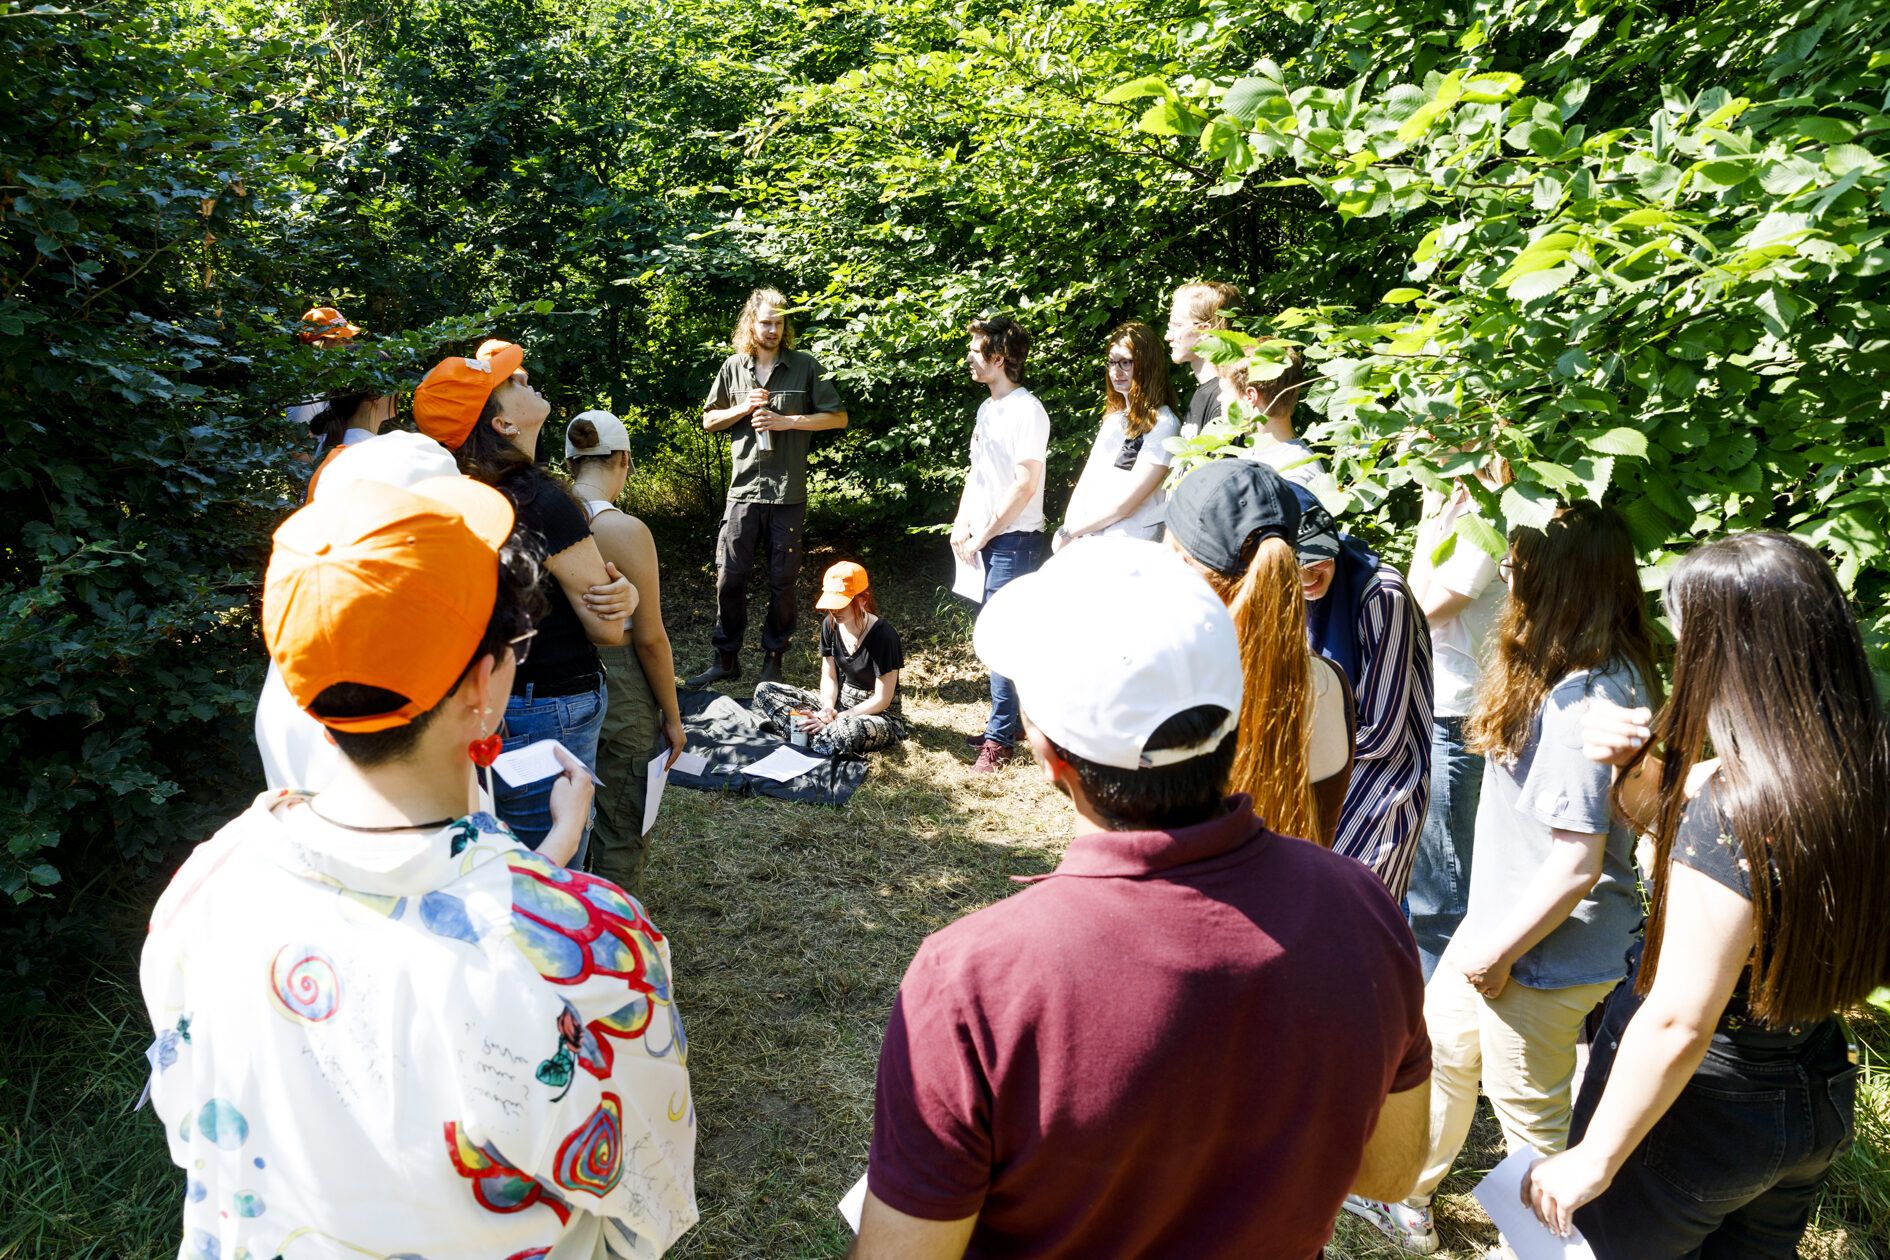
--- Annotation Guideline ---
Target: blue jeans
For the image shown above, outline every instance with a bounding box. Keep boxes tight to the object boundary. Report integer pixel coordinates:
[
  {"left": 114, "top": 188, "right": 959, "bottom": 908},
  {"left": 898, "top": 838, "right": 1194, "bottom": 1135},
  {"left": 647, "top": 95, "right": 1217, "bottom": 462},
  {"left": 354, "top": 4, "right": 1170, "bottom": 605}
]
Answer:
[
  {"left": 1409, "top": 714, "right": 1482, "bottom": 981},
  {"left": 495, "top": 678, "right": 606, "bottom": 861},
  {"left": 980, "top": 530, "right": 1041, "bottom": 747}
]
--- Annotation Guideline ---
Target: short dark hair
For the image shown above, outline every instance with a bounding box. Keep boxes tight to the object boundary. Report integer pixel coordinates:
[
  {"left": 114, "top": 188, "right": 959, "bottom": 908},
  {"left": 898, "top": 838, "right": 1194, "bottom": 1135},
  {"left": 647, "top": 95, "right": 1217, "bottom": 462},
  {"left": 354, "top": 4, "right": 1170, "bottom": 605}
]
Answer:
[
  {"left": 1047, "top": 704, "right": 1236, "bottom": 831},
  {"left": 969, "top": 315, "right": 1030, "bottom": 383},
  {"left": 308, "top": 535, "right": 549, "bottom": 767}
]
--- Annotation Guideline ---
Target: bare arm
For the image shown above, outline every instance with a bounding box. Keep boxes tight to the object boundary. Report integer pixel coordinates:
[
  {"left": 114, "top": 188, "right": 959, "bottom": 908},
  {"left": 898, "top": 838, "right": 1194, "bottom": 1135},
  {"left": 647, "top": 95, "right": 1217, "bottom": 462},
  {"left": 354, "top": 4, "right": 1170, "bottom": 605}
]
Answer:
[
  {"left": 848, "top": 1190, "right": 976, "bottom": 1260},
  {"left": 592, "top": 513, "right": 685, "bottom": 767},
  {"left": 1523, "top": 861, "right": 1752, "bottom": 1235},
  {"left": 1060, "top": 460, "right": 1167, "bottom": 542},
  {"left": 1418, "top": 584, "right": 1474, "bottom": 624},
  {"left": 844, "top": 669, "right": 898, "bottom": 719},
  {"left": 1352, "top": 1080, "right": 1432, "bottom": 1202},
  {"left": 1454, "top": 827, "right": 1606, "bottom": 998},
  {"left": 954, "top": 460, "right": 1044, "bottom": 562},
  {"left": 545, "top": 537, "right": 631, "bottom": 647},
  {"left": 703, "top": 384, "right": 765, "bottom": 433},
  {"left": 754, "top": 408, "right": 848, "bottom": 433},
  {"left": 819, "top": 654, "right": 840, "bottom": 715}
]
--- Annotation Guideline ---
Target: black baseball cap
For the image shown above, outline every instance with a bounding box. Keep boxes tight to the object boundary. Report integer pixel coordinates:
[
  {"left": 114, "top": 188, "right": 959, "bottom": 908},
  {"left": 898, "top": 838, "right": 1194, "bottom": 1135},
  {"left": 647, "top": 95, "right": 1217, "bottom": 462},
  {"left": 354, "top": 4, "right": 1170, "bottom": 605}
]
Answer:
[
  {"left": 1166, "top": 458, "right": 1302, "bottom": 577},
  {"left": 1292, "top": 484, "right": 1342, "bottom": 564}
]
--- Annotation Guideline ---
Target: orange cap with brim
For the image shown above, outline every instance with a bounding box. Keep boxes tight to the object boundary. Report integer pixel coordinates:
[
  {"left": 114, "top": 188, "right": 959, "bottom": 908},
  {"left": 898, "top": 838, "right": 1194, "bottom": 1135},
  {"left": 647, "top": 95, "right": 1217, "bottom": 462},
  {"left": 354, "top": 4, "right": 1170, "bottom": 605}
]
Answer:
[
  {"left": 815, "top": 560, "right": 870, "bottom": 610},
  {"left": 298, "top": 306, "right": 363, "bottom": 343},
  {"left": 412, "top": 340, "right": 527, "bottom": 452},
  {"left": 263, "top": 476, "right": 516, "bottom": 732}
]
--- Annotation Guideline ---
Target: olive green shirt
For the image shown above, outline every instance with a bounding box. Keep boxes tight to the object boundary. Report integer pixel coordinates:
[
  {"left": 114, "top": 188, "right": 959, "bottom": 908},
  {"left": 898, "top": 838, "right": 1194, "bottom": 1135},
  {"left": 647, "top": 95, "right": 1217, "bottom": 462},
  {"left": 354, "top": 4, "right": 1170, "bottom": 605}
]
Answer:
[{"left": 704, "top": 348, "right": 846, "bottom": 504}]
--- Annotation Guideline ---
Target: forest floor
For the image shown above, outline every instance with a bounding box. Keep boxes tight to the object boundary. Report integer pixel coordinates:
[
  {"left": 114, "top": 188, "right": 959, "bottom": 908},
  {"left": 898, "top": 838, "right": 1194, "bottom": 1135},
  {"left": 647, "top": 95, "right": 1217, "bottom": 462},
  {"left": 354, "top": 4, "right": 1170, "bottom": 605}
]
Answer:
[{"left": 2, "top": 507, "right": 1883, "bottom": 1258}]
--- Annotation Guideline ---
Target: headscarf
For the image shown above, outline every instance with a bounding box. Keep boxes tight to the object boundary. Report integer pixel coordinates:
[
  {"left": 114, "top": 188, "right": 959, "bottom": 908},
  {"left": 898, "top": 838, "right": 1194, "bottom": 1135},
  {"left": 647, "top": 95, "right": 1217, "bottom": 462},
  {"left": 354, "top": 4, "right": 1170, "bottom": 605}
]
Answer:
[{"left": 1293, "top": 484, "right": 1380, "bottom": 688}]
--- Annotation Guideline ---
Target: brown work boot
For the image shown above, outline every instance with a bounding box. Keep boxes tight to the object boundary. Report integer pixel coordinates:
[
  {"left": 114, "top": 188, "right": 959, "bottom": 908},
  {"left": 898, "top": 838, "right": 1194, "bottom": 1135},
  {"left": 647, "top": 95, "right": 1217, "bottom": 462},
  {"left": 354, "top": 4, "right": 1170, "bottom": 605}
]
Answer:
[
  {"left": 685, "top": 651, "right": 741, "bottom": 688},
  {"left": 970, "top": 739, "right": 1014, "bottom": 774},
  {"left": 758, "top": 651, "right": 785, "bottom": 685}
]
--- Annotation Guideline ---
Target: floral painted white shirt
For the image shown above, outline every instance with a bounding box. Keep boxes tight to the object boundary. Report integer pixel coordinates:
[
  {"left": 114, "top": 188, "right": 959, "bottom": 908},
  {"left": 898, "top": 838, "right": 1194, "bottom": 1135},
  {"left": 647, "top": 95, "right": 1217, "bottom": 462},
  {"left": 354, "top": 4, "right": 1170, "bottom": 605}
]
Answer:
[{"left": 140, "top": 791, "right": 697, "bottom": 1260}]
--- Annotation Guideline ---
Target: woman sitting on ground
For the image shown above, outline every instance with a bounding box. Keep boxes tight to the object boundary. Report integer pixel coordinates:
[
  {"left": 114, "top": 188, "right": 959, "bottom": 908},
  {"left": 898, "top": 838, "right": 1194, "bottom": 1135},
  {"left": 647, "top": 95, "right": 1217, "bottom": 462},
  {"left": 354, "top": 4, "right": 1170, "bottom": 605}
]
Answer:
[
  {"left": 1164, "top": 458, "right": 1354, "bottom": 846},
  {"left": 1294, "top": 487, "right": 1434, "bottom": 897},
  {"left": 1522, "top": 532, "right": 1890, "bottom": 1258},
  {"left": 753, "top": 561, "right": 906, "bottom": 756},
  {"left": 565, "top": 410, "right": 685, "bottom": 896},
  {"left": 1345, "top": 501, "right": 1660, "bottom": 1254},
  {"left": 414, "top": 340, "right": 635, "bottom": 857},
  {"left": 1052, "top": 321, "right": 1181, "bottom": 550}
]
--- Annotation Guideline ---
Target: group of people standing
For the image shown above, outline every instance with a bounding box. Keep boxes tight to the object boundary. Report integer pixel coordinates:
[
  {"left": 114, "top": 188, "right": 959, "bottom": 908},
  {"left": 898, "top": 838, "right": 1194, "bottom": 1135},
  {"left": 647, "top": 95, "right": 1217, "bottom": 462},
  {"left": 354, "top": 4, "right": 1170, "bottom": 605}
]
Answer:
[{"left": 142, "top": 288, "right": 1890, "bottom": 1260}]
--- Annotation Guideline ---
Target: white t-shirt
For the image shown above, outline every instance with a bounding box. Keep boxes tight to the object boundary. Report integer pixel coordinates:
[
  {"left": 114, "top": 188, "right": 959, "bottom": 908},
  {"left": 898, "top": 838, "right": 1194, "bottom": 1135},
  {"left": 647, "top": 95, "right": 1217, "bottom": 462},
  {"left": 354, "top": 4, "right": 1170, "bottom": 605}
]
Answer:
[
  {"left": 1409, "top": 490, "right": 1506, "bottom": 717},
  {"left": 141, "top": 797, "right": 698, "bottom": 1260},
  {"left": 1308, "top": 655, "right": 1352, "bottom": 783},
  {"left": 962, "top": 387, "right": 1051, "bottom": 535},
  {"left": 1063, "top": 406, "right": 1181, "bottom": 541},
  {"left": 1244, "top": 435, "right": 1340, "bottom": 505}
]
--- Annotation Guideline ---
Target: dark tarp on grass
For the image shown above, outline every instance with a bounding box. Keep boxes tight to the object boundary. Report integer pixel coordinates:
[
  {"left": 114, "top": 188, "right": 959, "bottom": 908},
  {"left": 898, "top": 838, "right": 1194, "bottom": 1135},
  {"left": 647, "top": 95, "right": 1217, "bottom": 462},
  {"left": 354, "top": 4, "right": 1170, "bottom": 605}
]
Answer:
[{"left": 668, "top": 688, "right": 868, "bottom": 806}]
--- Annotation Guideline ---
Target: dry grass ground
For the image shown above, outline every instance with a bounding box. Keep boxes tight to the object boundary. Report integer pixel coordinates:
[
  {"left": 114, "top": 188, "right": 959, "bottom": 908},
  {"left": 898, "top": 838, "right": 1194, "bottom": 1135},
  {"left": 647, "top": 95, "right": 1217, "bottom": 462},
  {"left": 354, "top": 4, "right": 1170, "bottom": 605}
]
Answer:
[
  {"left": 648, "top": 517, "right": 1524, "bottom": 1259},
  {"left": 1, "top": 495, "right": 1880, "bottom": 1258}
]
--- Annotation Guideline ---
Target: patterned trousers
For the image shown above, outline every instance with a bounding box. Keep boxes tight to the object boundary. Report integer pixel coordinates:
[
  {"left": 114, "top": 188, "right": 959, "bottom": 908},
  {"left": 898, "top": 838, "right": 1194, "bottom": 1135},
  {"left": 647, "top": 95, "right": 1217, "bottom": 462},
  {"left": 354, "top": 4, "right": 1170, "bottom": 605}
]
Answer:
[{"left": 752, "top": 681, "right": 905, "bottom": 757}]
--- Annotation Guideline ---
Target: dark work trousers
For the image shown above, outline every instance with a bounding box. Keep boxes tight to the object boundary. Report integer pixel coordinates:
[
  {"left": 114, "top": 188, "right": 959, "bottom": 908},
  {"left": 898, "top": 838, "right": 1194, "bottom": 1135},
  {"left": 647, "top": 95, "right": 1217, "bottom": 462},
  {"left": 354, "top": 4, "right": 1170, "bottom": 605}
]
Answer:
[
  {"left": 1570, "top": 967, "right": 1856, "bottom": 1259},
  {"left": 711, "top": 500, "right": 806, "bottom": 656}
]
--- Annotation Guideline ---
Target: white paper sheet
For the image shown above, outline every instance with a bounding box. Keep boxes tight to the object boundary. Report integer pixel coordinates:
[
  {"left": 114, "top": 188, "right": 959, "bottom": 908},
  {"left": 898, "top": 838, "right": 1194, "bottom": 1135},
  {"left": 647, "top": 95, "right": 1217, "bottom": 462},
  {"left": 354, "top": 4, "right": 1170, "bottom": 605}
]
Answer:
[
  {"left": 642, "top": 746, "right": 673, "bottom": 836},
  {"left": 953, "top": 549, "right": 985, "bottom": 603},
  {"left": 1472, "top": 1147, "right": 1597, "bottom": 1260},
  {"left": 491, "top": 739, "right": 604, "bottom": 788},
  {"left": 742, "top": 745, "right": 829, "bottom": 782},
  {"left": 670, "top": 750, "right": 709, "bottom": 776},
  {"left": 838, "top": 1172, "right": 867, "bottom": 1233}
]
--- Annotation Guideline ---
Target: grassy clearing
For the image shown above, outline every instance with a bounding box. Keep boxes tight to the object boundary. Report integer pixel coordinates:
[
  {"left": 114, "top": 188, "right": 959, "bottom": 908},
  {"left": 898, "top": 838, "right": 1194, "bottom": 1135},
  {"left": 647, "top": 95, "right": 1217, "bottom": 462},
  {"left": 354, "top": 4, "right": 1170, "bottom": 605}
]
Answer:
[{"left": 3, "top": 509, "right": 1886, "bottom": 1258}]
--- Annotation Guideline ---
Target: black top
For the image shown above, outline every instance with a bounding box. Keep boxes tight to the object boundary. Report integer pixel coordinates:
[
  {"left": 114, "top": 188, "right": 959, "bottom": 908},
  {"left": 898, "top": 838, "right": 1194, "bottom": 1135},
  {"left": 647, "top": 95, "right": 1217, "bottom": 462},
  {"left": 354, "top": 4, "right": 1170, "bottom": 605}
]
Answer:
[
  {"left": 1183, "top": 382, "right": 1222, "bottom": 435},
  {"left": 1672, "top": 780, "right": 1827, "bottom": 1041},
  {"left": 821, "top": 615, "right": 903, "bottom": 695},
  {"left": 501, "top": 468, "right": 601, "bottom": 693}
]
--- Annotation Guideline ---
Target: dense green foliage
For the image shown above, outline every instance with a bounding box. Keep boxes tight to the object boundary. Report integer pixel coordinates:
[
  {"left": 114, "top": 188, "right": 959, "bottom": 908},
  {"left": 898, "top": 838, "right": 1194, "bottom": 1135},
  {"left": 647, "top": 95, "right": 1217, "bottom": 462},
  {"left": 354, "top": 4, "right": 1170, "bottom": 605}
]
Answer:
[{"left": 4, "top": 0, "right": 1888, "bottom": 1006}]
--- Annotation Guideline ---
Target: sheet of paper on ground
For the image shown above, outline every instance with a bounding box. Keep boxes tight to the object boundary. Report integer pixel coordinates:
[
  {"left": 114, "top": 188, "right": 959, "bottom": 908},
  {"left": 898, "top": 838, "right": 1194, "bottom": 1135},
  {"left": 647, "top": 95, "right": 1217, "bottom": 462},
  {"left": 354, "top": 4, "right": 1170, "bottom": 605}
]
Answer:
[
  {"left": 492, "top": 739, "right": 602, "bottom": 788},
  {"left": 743, "top": 745, "right": 829, "bottom": 782},
  {"left": 1473, "top": 1146, "right": 1597, "bottom": 1260}
]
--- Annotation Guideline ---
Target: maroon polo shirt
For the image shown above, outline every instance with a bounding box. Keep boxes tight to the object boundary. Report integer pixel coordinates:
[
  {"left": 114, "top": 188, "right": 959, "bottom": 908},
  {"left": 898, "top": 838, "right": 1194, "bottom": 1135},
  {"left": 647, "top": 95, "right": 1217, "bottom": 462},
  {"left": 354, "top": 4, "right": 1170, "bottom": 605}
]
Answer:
[{"left": 867, "top": 796, "right": 1430, "bottom": 1259}]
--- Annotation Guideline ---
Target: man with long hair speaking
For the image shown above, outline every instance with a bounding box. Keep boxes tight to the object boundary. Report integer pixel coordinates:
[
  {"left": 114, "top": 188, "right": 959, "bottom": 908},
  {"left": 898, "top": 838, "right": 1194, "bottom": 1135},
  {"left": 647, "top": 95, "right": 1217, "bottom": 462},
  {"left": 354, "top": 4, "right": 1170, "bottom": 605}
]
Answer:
[{"left": 689, "top": 288, "right": 848, "bottom": 687}]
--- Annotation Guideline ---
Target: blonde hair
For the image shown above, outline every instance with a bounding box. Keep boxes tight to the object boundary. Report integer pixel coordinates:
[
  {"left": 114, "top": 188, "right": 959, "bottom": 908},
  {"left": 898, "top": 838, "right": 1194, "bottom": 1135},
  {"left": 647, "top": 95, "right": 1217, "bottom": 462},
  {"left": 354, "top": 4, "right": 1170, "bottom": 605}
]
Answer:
[
  {"left": 1170, "top": 280, "right": 1242, "bottom": 331},
  {"left": 733, "top": 288, "right": 796, "bottom": 358},
  {"left": 1102, "top": 322, "right": 1178, "bottom": 439},
  {"left": 1204, "top": 535, "right": 1321, "bottom": 843},
  {"left": 1216, "top": 339, "right": 1308, "bottom": 417}
]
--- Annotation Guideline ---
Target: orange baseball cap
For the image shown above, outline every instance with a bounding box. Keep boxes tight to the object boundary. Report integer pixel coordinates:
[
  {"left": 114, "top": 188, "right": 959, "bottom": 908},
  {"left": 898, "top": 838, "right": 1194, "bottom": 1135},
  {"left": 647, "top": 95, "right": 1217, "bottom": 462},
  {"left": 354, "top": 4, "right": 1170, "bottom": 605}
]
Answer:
[
  {"left": 815, "top": 560, "right": 870, "bottom": 610},
  {"left": 263, "top": 476, "right": 516, "bottom": 732},
  {"left": 412, "top": 340, "right": 526, "bottom": 452},
  {"left": 297, "top": 306, "right": 362, "bottom": 343}
]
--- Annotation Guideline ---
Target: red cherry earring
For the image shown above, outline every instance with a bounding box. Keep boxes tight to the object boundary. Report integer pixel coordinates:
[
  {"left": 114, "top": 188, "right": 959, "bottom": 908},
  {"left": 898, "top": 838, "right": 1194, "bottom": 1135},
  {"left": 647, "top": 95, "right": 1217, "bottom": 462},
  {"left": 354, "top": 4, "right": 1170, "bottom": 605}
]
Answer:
[{"left": 468, "top": 734, "right": 503, "bottom": 767}]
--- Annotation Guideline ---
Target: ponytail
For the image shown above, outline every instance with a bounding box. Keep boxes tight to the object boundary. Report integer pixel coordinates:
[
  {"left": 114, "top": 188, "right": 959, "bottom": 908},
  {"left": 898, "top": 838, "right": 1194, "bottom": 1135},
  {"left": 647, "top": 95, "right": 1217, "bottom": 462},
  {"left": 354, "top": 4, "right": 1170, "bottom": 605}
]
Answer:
[{"left": 1205, "top": 535, "right": 1321, "bottom": 843}]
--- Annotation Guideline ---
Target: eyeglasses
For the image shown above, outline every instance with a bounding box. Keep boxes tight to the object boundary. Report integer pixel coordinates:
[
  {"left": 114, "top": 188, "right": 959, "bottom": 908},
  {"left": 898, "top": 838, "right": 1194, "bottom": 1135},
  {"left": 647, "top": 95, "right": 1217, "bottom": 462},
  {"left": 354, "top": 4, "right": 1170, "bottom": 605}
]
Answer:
[
  {"left": 507, "top": 628, "right": 538, "bottom": 666},
  {"left": 1106, "top": 357, "right": 1135, "bottom": 371},
  {"left": 1499, "top": 557, "right": 1516, "bottom": 583}
]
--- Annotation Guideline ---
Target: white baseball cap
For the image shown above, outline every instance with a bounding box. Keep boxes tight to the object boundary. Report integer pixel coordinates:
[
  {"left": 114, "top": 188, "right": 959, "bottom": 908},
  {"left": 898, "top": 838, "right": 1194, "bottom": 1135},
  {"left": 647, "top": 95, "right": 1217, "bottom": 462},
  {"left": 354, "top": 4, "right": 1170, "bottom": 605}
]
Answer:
[
  {"left": 315, "top": 429, "right": 459, "bottom": 501},
  {"left": 973, "top": 536, "right": 1244, "bottom": 770},
  {"left": 565, "top": 409, "right": 632, "bottom": 460}
]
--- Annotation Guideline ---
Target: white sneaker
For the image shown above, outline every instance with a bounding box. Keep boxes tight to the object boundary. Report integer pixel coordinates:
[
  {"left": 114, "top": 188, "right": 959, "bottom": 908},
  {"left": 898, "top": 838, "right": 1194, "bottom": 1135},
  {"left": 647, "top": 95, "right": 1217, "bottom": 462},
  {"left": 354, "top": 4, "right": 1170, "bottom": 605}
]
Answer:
[{"left": 1341, "top": 1193, "right": 1441, "bottom": 1254}]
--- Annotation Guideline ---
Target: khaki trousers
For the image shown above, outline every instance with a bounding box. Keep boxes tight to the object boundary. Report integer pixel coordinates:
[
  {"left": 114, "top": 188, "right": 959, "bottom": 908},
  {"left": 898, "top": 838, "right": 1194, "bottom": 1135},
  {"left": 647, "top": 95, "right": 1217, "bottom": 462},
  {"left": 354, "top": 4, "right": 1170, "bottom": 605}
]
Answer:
[
  {"left": 590, "top": 643, "right": 663, "bottom": 898},
  {"left": 1415, "top": 959, "right": 1616, "bottom": 1200}
]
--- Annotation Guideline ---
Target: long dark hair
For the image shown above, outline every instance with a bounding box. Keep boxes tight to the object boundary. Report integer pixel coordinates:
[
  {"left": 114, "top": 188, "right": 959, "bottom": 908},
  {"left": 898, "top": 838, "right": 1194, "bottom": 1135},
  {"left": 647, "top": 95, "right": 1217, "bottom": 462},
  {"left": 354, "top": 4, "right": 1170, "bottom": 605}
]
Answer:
[
  {"left": 1469, "top": 500, "right": 1662, "bottom": 762},
  {"left": 1624, "top": 532, "right": 1890, "bottom": 1025}
]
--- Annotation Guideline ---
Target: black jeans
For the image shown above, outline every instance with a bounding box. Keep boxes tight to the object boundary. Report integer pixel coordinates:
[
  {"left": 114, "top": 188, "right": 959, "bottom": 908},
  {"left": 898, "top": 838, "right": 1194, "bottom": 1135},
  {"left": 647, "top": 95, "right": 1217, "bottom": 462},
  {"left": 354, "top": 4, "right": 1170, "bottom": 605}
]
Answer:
[
  {"left": 1571, "top": 975, "right": 1856, "bottom": 1259},
  {"left": 711, "top": 500, "right": 806, "bottom": 655}
]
